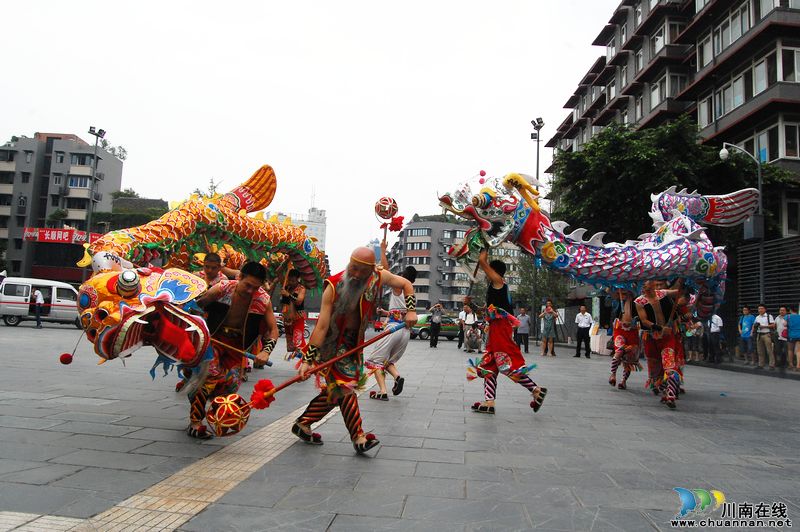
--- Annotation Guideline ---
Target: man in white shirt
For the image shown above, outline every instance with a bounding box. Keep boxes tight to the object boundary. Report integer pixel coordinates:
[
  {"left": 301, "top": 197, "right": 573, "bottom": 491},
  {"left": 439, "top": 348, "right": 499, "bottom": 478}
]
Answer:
[
  {"left": 574, "top": 305, "right": 593, "bottom": 358},
  {"left": 707, "top": 313, "right": 723, "bottom": 363},
  {"left": 775, "top": 306, "right": 789, "bottom": 369},
  {"left": 32, "top": 288, "right": 45, "bottom": 328},
  {"left": 752, "top": 305, "right": 776, "bottom": 370}
]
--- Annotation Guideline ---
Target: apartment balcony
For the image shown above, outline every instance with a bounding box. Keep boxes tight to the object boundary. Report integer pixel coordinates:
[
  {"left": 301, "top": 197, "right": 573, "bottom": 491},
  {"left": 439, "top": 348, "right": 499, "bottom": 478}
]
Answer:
[
  {"left": 637, "top": 97, "right": 689, "bottom": 129},
  {"left": 0, "top": 161, "right": 16, "bottom": 172},
  {"left": 673, "top": 0, "right": 728, "bottom": 44},
  {"left": 697, "top": 82, "right": 800, "bottom": 142},
  {"left": 0, "top": 206, "right": 10, "bottom": 216},
  {"left": 634, "top": 0, "right": 686, "bottom": 37},
  {"left": 594, "top": 95, "right": 633, "bottom": 126},
  {"left": 69, "top": 165, "right": 93, "bottom": 177},
  {"left": 67, "top": 188, "right": 92, "bottom": 199},
  {"left": 633, "top": 44, "right": 692, "bottom": 83},
  {"left": 0, "top": 184, "right": 13, "bottom": 195},
  {"left": 677, "top": 8, "right": 800, "bottom": 100},
  {"left": 66, "top": 209, "right": 87, "bottom": 220}
]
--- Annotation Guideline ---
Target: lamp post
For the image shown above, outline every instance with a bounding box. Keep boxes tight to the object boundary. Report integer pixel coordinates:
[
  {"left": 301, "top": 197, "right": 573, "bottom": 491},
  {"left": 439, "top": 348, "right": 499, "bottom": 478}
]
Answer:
[
  {"left": 531, "top": 118, "right": 544, "bottom": 342},
  {"left": 719, "top": 142, "right": 764, "bottom": 304},
  {"left": 83, "top": 126, "right": 105, "bottom": 281}
]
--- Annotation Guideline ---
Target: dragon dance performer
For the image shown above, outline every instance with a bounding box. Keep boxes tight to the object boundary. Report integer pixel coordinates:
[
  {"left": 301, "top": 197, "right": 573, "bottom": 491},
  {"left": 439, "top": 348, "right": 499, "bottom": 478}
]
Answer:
[
  {"left": 608, "top": 289, "right": 642, "bottom": 390},
  {"left": 280, "top": 270, "right": 307, "bottom": 359},
  {"left": 365, "top": 238, "right": 417, "bottom": 401},
  {"left": 470, "top": 250, "right": 547, "bottom": 415},
  {"left": 635, "top": 280, "right": 683, "bottom": 409},
  {"left": 294, "top": 247, "right": 417, "bottom": 454},
  {"left": 188, "top": 262, "right": 279, "bottom": 439}
]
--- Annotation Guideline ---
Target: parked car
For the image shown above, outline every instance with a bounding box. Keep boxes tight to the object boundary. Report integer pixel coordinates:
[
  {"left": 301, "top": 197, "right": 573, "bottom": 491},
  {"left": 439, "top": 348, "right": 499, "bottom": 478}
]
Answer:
[
  {"left": 411, "top": 313, "right": 459, "bottom": 340},
  {"left": 0, "top": 277, "right": 81, "bottom": 328}
]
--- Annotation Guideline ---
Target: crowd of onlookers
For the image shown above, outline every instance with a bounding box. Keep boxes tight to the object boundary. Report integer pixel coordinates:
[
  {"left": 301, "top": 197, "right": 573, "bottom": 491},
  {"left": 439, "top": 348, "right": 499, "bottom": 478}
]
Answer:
[{"left": 733, "top": 304, "right": 800, "bottom": 371}]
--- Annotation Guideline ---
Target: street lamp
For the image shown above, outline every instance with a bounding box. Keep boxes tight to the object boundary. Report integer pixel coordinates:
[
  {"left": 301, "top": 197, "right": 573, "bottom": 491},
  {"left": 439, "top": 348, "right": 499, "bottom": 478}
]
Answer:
[
  {"left": 530, "top": 118, "right": 545, "bottom": 343},
  {"left": 719, "top": 141, "right": 764, "bottom": 304},
  {"left": 83, "top": 126, "right": 106, "bottom": 281}
]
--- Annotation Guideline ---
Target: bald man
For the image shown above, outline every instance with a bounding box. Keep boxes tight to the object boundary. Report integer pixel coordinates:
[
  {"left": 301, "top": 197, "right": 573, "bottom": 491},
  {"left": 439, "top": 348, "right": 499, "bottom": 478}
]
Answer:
[{"left": 293, "top": 246, "right": 417, "bottom": 454}]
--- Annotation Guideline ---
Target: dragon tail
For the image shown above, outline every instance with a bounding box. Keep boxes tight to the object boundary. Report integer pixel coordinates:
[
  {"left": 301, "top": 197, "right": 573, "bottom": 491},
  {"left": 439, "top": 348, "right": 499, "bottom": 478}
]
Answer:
[
  {"left": 700, "top": 188, "right": 759, "bottom": 227},
  {"left": 214, "top": 165, "right": 277, "bottom": 214}
]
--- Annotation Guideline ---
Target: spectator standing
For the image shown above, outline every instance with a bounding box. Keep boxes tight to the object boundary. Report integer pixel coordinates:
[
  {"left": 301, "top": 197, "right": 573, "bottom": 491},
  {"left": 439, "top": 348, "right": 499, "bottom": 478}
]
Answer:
[
  {"left": 457, "top": 304, "right": 467, "bottom": 349},
  {"left": 515, "top": 307, "right": 531, "bottom": 354},
  {"left": 738, "top": 306, "right": 756, "bottom": 365},
  {"left": 429, "top": 303, "right": 443, "bottom": 348},
  {"left": 32, "top": 288, "right": 44, "bottom": 328},
  {"left": 708, "top": 313, "right": 723, "bottom": 363},
  {"left": 786, "top": 306, "right": 800, "bottom": 371},
  {"left": 539, "top": 303, "right": 557, "bottom": 357},
  {"left": 753, "top": 304, "right": 776, "bottom": 370},
  {"left": 775, "top": 306, "right": 789, "bottom": 369},
  {"left": 574, "top": 305, "right": 593, "bottom": 358}
]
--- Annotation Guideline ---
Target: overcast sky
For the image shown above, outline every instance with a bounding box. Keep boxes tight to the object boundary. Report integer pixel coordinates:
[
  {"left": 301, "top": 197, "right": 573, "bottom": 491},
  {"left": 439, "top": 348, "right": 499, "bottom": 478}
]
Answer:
[{"left": 2, "top": 0, "right": 619, "bottom": 270}]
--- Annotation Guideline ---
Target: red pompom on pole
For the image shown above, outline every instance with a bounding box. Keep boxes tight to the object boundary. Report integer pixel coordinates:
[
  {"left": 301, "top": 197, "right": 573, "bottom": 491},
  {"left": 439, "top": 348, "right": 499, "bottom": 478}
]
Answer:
[
  {"left": 59, "top": 353, "right": 73, "bottom": 365},
  {"left": 250, "top": 379, "right": 276, "bottom": 410}
]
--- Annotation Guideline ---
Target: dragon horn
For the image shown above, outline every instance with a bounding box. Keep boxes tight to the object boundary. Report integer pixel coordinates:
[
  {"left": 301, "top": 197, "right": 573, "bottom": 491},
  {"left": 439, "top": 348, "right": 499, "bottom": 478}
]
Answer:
[{"left": 213, "top": 165, "right": 277, "bottom": 214}]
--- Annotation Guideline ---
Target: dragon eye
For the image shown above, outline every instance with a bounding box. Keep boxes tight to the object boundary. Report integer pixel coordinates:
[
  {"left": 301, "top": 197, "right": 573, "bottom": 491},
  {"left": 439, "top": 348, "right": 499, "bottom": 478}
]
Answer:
[{"left": 95, "top": 308, "right": 109, "bottom": 321}]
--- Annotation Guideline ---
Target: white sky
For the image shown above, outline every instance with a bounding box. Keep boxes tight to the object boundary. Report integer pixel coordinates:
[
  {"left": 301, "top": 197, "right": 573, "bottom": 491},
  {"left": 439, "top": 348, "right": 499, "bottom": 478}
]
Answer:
[{"left": 2, "top": 0, "right": 619, "bottom": 270}]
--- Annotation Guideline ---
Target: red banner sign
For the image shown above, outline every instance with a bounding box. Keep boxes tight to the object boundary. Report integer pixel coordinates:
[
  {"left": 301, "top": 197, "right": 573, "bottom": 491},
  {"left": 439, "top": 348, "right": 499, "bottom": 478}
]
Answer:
[{"left": 23, "top": 227, "right": 102, "bottom": 244}]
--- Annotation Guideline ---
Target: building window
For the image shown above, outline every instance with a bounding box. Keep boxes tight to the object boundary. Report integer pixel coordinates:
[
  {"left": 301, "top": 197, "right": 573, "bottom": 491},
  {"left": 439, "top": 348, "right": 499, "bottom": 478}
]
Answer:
[
  {"left": 668, "top": 22, "right": 685, "bottom": 44},
  {"left": 55, "top": 152, "right": 64, "bottom": 163},
  {"left": 14, "top": 238, "right": 22, "bottom": 250},
  {"left": 698, "top": 34, "right": 713, "bottom": 69},
  {"left": 21, "top": 172, "right": 30, "bottom": 183},
  {"left": 669, "top": 73, "right": 686, "bottom": 97},
  {"left": 788, "top": 200, "right": 800, "bottom": 235},
  {"left": 651, "top": 26, "right": 665, "bottom": 56},
  {"left": 51, "top": 195, "right": 59, "bottom": 207},
  {"left": 17, "top": 196, "right": 26, "bottom": 209},
  {"left": 607, "top": 37, "right": 616, "bottom": 61},
  {"left": 407, "top": 228, "right": 431, "bottom": 237},
  {"left": 730, "top": 3, "right": 749, "bottom": 43},
  {"left": 754, "top": 58, "right": 767, "bottom": 94},
  {"left": 635, "top": 49, "right": 644, "bottom": 72},
  {"left": 606, "top": 80, "right": 616, "bottom": 100},
  {"left": 635, "top": 2, "right": 643, "bottom": 26},
  {"left": 635, "top": 95, "right": 643, "bottom": 120},
  {"left": 786, "top": 124, "right": 799, "bottom": 158},
  {"left": 620, "top": 23, "right": 627, "bottom": 45},
  {"left": 732, "top": 74, "right": 745, "bottom": 108},
  {"left": 620, "top": 109, "right": 629, "bottom": 125},
  {"left": 25, "top": 151, "right": 32, "bottom": 164},
  {"left": 620, "top": 65, "right": 628, "bottom": 87},
  {"left": 68, "top": 176, "right": 90, "bottom": 188},
  {"left": 651, "top": 75, "right": 667, "bottom": 107},
  {"left": 69, "top": 153, "right": 94, "bottom": 166},
  {"left": 713, "top": 20, "right": 730, "bottom": 56},
  {"left": 695, "top": 0, "right": 710, "bottom": 13},
  {"left": 754, "top": 0, "right": 777, "bottom": 20},
  {"left": 698, "top": 97, "right": 713, "bottom": 127},
  {"left": 405, "top": 242, "right": 431, "bottom": 250},
  {"left": 782, "top": 48, "right": 800, "bottom": 82},
  {"left": 11, "top": 261, "right": 21, "bottom": 273},
  {"left": 52, "top": 174, "right": 62, "bottom": 186}
]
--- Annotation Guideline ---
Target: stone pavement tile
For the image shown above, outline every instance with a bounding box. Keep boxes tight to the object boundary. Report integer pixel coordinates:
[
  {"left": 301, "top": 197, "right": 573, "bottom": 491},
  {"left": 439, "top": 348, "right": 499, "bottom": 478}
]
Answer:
[
  {"left": 216, "top": 479, "right": 292, "bottom": 508},
  {"left": 402, "top": 495, "right": 531, "bottom": 528},
  {"left": 355, "top": 472, "right": 466, "bottom": 499},
  {"left": 573, "top": 487, "right": 676, "bottom": 511},
  {"left": 275, "top": 486, "right": 405, "bottom": 518},
  {"left": 605, "top": 469, "right": 712, "bottom": 490},
  {"left": 525, "top": 505, "right": 655, "bottom": 531},
  {"left": 0, "top": 460, "right": 51, "bottom": 476},
  {"left": 0, "top": 427, "right": 71, "bottom": 445},
  {"left": 464, "top": 451, "right": 558, "bottom": 469},
  {"left": 327, "top": 514, "right": 466, "bottom": 532},
  {"left": 142, "top": 456, "right": 197, "bottom": 477},
  {"left": 122, "top": 427, "right": 190, "bottom": 443},
  {"left": 0, "top": 511, "right": 39, "bottom": 531},
  {"left": 552, "top": 454, "right": 645, "bottom": 472},
  {"left": 0, "top": 482, "right": 87, "bottom": 516},
  {"left": 513, "top": 468, "right": 615, "bottom": 488},
  {"left": 43, "top": 421, "right": 143, "bottom": 437},
  {"left": 51, "top": 449, "right": 168, "bottom": 472},
  {"left": 179, "top": 504, "right": 334, "bottom": 532},
  {"left": 45, "top": 412, "right": 131, "bottom": 424},
  {"left": 0, "top": 441, "right": 79, "bottom": 463},
  {"left": 376, "top": 445, "right": 465, "bottom": 464},
  {"left": 55, "top": 434, "right": 152, "bottom": 453},
  {"left": 52, "top": 467, "right": 164, "bottom": 496},
  {"left": 0, "top": 407, "right": 63, "bottom": 419},
  {"left": 112, "top": 416, "right": 188, "bottom": 430},
  {"left": 414, "top": 461, "right": 516, "bottom": 482},
  {"left": 353, "top": 435, "right": 424, "bottom": 448},
  {"left": 290, "top": 453, "right": 417, "bottom": 476},
  {"left": 0, "top": 391, "right": 63, "bottom": 401},
  {"left": 0, "top": 416, "right": 67, "bottom": 430},
  {"left": 381, "top": 425, "right": 467, "bottom": 441},
  {"left": 0, "top": 464, "right": 83, "bottom": 486},
  {"left": 467, "top": 482, "right": 578, "bottom": 507},
  {"left": 245, "top": 463, "right": 363, "bottom": 490},
  {"left": 131, "top": 441, "right": 218, "bottom": 459},
  {"left": 421, "top": 438, "right": 493, "bottom": 452}
]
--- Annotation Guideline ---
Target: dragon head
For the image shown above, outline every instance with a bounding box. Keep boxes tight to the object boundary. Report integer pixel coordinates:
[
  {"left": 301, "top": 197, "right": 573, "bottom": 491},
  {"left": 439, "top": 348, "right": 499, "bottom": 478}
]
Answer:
[{"left": 77, "top": 267, "right": 210, "bottom": 365}]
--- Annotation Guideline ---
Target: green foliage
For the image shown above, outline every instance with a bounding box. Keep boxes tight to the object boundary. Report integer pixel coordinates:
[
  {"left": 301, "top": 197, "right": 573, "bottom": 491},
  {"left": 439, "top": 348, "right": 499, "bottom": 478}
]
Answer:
[
  {"left": 47, "top": 208, "right": 68, "bottom": 223},
  {"left": 514, "top": 258, "right": 569, "bottom": 310},
  {"left": 110, "top": 188, "right": 140, "bottom": 199},
  {"left": 550, "top": 116, "right": 795, "bottom": 245}
]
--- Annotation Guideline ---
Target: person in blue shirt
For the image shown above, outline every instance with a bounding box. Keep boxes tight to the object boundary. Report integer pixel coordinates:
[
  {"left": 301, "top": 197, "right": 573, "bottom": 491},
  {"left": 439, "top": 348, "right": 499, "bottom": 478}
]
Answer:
[
  {"left": 738, "top": 306, "right": 756, "bottom": 365},
  {"left": 786, "top": 306, "right": 800, "bottom": 372}
]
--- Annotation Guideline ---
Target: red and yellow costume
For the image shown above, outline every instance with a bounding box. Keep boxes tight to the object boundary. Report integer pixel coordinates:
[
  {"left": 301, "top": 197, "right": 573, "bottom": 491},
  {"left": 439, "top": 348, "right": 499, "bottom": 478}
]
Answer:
[
  {"left": 609, "top": 319, "right": 642, "bottom": 389},
  {"left": 636, "top": 291, "right": 682, "bottom": 406}
]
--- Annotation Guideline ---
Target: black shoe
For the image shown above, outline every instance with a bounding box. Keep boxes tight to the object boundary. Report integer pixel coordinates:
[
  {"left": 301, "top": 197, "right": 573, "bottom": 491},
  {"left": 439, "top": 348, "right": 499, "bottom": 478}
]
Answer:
[
  {"left": 585, "top": 355, "right": 590, "bottom": 358},
  {"left": 573, "top": 354, "right": 581, "bottom": 358}
]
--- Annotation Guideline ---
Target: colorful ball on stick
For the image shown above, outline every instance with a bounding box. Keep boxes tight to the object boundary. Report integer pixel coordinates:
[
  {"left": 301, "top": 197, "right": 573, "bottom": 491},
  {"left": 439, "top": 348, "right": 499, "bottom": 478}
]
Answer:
[
  {"left": 206, "top": 393, "right": 252, "bottom": 437},
  {"left": 374, "top": 197, "right": 398, "bottom": 220},
  {"left": 59, "top": 353, "right": 73, "bottom": 365}
]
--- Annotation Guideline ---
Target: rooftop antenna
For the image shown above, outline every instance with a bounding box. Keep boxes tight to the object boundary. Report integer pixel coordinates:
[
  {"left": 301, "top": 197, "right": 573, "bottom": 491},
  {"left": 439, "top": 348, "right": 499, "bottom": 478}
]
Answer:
[{"left": 311, "top": 185, "right": 316, "bottom": 209}]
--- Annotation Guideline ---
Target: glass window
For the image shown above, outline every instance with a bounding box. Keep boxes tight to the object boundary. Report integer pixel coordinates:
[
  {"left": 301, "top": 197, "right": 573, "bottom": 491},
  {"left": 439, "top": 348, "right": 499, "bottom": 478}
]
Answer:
[
  {"left": 649, "top": 0, "right": 658, "bottom": 9},
  {"left": 698, "top": 97, "right": 712, "bottom": 127},
  {"left": 698, "top": 35, "right": 712, "bottom": 69},
  {"left": 668, "top": 22, "right": 685, "bottom": 44},
  {"left": 768, "top": 126, "right": 779, "bottom": 161},
  {"left": 55, "top": 152, "right": 64, "bottom": 163},
  {"left": 21, "top": 172, "right": 30, "bottom": 183},
  {"left": 695, "top": 0, "right": 709, "bottom": 12},
  {"left": 68, "top": 176, "right": 90, "bottom": 188},
  {"left": 620, "top": 23, "right": 628, "bottom": 45},
  {"left": 51, "top": 195, "right": 59, "bottom": 207},
  {"left": 621, "top": 109, "right": 629, "bottom": 125},
  {"left": 607, "top": 38, "right": 616, "bottom": 61},
  {"left": 754, "top": 0, "right": 776, "bottom": 20},
  {"left": 607, "top": 80, "right": 616, "bottom": 100},
  {"left": 788, "top": 200, "right": 800, "bottom": 234},
  {"left": 669, "top": 74, "right": 686, "bottom": 97},
  {"left": 651, "top": 27, "right": 665, "bottom": 56},
  {"left": 635, "top": 49, "right": 644, "bottom": 72},
  {"left": 754, "top": 59, "right": 767, "bottom": 94},
  {"left": 651, "top": 76, "right": 666, "bottom": 107},
  {"left": 732, "top": 75, "right": 745, "bottom": 108},
  {"left": 783, "top": 49, "right": 797, "bottom": 82},
  {"left": 723, "top": 84, "right": 733, "bottom": 115},
  {"left": 53, "top": 174, "right": 62, "bottom": 186},
  {"left": 2, "top": 283, "right": 30, "bottom": 297},
  {"left": 756, "top": 131, "right": 768, "bottom": 162},
  {"left": 635, "top": 95, "right": 643, "bottom": 120},
  {"left": 25, "top": 152, "right": 32, "bottom": 163},
  {"left": 635, "top": 3, "right": 643, "bottom": 26},
  {"left": 620, "top": 65, "right": 628, "bottom": 87},
  {"left": 57, "top": 288, "right": 77, "bottom": 302},
  {"left": 766, "top": 52, "right": 777, "bottom": 87},
  {"left": 786, "top": 124, "right": 799, "bottom": 158}
]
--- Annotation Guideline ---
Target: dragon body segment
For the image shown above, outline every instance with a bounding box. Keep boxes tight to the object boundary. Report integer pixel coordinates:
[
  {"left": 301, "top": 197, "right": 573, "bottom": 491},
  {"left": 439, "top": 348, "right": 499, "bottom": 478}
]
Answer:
[{"left": 439, "top": 173, "right": 758, "bottom": 318}]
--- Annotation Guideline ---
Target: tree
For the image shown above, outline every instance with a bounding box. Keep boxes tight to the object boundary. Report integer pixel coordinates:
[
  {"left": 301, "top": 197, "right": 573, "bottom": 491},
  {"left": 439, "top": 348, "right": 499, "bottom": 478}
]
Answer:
[
  {"left": 111, "top": 188, "right": 140, "bottom": 199},
  {"left": 193, "top": 178, "right": 222, "bottom": 198},
  {"left": 100, "top": 139, "right": 128, "bottom": 161},
  {"left": 47, "top": 208, "right": 68, "bottom": 227},
  {"left": 550, "top": 116, "right": 795, "bottom": 247},
  {"left": 514, "top": 258, "right": 569, "bottom": 311}
]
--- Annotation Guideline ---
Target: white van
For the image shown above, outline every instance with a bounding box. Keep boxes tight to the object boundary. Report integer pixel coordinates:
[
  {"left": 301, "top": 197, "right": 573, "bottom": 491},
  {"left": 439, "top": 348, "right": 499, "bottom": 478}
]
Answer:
[{"left": 0, "top": 277, "right": 81, "bottom": 328}]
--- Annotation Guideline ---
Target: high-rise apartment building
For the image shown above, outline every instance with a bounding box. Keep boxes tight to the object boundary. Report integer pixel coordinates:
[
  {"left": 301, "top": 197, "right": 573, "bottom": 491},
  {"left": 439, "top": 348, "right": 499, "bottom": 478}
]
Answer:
[
  {"left": 0, "top": 133, "right": 123, "bottom": 279},
  {"left": 545, "top": 0, "right": 800, "bottom": 311}
]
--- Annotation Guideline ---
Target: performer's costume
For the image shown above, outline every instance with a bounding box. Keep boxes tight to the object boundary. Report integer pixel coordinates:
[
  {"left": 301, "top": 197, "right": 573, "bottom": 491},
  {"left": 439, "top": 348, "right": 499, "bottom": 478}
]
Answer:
[
  {"left": 636, "top": 290, "right": 682, "bottom": 407},
  {"left": 295, "top": 271, "right": 381, "bottom": 446},
  {"left": 189, "top": 280, "right": 271, "bottom": 432},
  {"left": 365, "top": 291, "right": 410, "bottom": 374},
  {"left": 198, "top": 270, "right": 228, "bottom": 288},
  {"left": 468, "top": 284, "right": 545, "bottom": 413},
  {"left": 609, "top": 318, "right": 641, "bottom": 390},
  {"left": 281, "top": 286, "right": 307, "bottom": 358}
]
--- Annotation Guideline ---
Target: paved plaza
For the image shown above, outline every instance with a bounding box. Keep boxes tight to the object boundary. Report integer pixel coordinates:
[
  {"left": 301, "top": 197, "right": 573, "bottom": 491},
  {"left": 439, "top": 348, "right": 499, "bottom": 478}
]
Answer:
[{"left": 0, "top": 322, "right": 798, "bottom": 531}]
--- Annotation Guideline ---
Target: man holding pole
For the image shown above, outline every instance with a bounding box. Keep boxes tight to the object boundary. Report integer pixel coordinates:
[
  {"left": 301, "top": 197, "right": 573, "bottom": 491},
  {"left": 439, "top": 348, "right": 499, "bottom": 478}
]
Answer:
[{"left": 294, "top": 246, "right": 417, "bottom": 454}]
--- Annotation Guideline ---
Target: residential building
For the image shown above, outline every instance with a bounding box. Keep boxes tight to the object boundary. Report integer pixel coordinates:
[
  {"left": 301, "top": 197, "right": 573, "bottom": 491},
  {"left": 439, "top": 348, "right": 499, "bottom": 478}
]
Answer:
[
  {"left": 265, "top": 207, "right": 327, "bottom": 251},
  {"left": 386, "top": 215, "right": 523, "bottom": 311},
  {"left": 545, "top": 0, "right": 800, "bottom": 315},
  {"left": 0, "top": 132, "right": 123, "bottom": 279}
]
